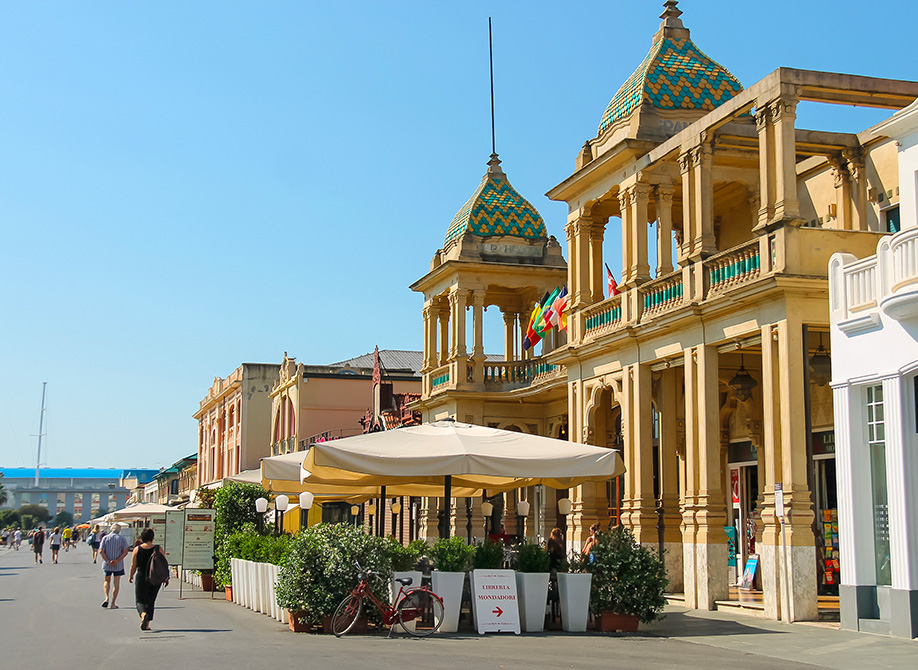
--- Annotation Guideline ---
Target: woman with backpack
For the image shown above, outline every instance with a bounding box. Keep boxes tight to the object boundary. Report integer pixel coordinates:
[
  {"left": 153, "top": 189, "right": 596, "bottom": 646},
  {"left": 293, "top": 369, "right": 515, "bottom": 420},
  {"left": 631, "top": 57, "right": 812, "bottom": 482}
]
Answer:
[
  {"left": 129, "top": 528, "right": 169, "bottom": 631},
  {"left": 88, "top": 525, "right": 101, "bottom": 563}
]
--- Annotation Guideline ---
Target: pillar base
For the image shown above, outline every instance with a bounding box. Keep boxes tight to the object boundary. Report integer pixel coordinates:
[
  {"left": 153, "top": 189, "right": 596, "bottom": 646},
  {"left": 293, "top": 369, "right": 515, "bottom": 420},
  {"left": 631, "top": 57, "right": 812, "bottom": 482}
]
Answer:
[
  {"left": 682, "top": 541, "right": 728, "bottom": 609},
  {"left": 663, "top": 541, "right": 684, "bottom": 592},
  {"left": 761, "top": 542, "right": 817, "bottom": 621}
]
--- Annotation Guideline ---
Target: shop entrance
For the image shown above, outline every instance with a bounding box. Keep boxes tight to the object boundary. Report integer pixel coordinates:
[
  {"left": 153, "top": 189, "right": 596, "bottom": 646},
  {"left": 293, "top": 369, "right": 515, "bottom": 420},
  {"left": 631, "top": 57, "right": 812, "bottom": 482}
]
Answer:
[
  {"left": 728, "top": 441, "right": 759, "bottom": 588},
  {"left": 812, "top": 430, "right": 838, "bottom": 595}
]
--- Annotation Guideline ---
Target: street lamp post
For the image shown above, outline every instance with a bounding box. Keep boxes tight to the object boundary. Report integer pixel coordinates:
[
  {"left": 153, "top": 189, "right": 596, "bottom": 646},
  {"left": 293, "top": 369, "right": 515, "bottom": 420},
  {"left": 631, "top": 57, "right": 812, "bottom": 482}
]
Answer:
[
  {"left": 274, "top": 495, "right": 289, "bottom": 537},
  {"left": 481, "top": 500, "right": 494, "bottom": 539},
  {"left": 391, "top": 499, "right": 401, "bottom": 541},
  {"left": 556, "top": 497, "right": 572, "bottom": 550},
  {"left": 350, "top": 504, "right": 360, "bottom": 527},
  {"left": 367, "top": 502, "right": 377, "bottom": 536},
  {"left": 299, "top": 491, "right": 314, "bottom": 531},
  {"left": 516, "top": 499, "right": 530, "bottom": 541},
  {"left": 254, "top": 497, "right": 268, "bottom": 535}
]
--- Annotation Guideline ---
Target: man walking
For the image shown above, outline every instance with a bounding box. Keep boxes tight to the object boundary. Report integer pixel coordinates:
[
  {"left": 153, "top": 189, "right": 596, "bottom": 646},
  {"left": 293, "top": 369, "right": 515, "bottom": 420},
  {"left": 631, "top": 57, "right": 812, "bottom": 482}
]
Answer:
[{"left": 99, "top": 524, "right": 130, "bottom": 609}]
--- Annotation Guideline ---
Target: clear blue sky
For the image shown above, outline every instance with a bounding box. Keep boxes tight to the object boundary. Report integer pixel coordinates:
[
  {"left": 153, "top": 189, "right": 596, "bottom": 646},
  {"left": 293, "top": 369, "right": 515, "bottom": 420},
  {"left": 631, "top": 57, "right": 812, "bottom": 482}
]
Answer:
[{"left": 1, "top": 1, "right": 913, "bottom": 469}]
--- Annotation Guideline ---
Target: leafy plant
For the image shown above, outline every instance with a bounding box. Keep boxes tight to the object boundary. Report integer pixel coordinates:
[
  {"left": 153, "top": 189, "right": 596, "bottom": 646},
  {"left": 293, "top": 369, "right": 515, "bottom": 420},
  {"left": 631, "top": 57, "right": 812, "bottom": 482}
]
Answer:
[
  {"left": 387, "top": 537, "right": 426, "bottom": 572},
  {"left": 275, "top": 522, "right": 393, "bottom": 621},
  {"left": 428, "top": 536, "right": 473, "bottom": 573},
  {"left": 18, "top": 504, "right": 51, "bottom": 525},
  {"left": 195, "top": 486, "right": 217, "bottom": 510},
  {"left": 586, "top": 525, "right": 668, "bottom": 623},
  {"left": 212, "top": 481, "right": 271, "bottom": 587},
  {"left": 562, "top": 549, "right": 588, "bottom": 574},
  {"left": 471, "top": 538, "right": 505, "bottom": 570},
  {"left": 217, "top": 524, "right": 294, "bottom": 586},
  {"left": 516, "top": 541, "right": 550, "bottom": 573}
]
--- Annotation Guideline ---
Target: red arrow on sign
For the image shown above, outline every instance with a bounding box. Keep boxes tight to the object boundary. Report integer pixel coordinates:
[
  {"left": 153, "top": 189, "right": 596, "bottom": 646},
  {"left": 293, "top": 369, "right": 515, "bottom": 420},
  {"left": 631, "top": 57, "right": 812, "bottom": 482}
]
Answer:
[{"left": 492, "top": 606, "right": 503, "bottom": 617}]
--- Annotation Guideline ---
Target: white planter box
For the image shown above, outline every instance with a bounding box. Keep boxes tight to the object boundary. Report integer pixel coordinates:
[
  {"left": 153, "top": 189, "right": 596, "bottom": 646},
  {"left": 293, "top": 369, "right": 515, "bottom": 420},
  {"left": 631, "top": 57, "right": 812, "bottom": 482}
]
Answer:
[
  {"left": 390, "top": 570, "right": 423, "bottom": 605},
  {"left": 558, "top": 572, "right": 592, "bottom": 632},
  {"left": 515, "top": 572, "right": 550, "bottom": 632},
  {"left": 431, "top": 571, "right": 466, "bottom": 633}
]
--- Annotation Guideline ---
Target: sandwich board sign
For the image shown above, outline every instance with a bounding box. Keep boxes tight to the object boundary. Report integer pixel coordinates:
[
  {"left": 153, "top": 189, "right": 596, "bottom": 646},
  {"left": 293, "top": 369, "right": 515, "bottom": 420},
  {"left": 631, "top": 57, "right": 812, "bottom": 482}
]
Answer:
[
  {"left": 181, "top": 509, "right": 216, "bottom": 571},
  {"left": 164, "top": 510, "right": 185, "bottom": 565},
  {"left": 471, "top": 569, "right": 521, "bottom": 634}
]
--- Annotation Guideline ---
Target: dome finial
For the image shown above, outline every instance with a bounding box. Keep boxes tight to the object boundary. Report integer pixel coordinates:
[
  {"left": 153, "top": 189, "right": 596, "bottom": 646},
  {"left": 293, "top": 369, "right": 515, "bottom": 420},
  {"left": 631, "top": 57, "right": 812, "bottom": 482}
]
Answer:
[
  {"left": 487, "top": 152, "right": 505, "bottom": 177},
  {"left": 660, "top": 1, "right": 683, "bottom": 25}
]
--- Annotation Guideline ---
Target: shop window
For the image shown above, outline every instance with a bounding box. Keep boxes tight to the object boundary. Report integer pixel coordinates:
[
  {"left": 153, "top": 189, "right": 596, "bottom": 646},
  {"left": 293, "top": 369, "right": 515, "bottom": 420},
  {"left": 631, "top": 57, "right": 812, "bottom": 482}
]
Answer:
[
  {"left": 866, "top": 384, "right": 891, "bottom": 586},
  {"left": 884, "top": 206, "right": 900, "bottom": 233}
]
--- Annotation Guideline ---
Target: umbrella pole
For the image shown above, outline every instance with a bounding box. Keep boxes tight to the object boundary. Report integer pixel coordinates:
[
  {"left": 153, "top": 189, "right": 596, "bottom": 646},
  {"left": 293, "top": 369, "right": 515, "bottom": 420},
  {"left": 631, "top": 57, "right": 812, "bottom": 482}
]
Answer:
[
  {"left": 439, "top": 475, "right": 452, "bottom": 539},
  {"left": 379, "top": 486, "right": 386, "bottom": 537}
]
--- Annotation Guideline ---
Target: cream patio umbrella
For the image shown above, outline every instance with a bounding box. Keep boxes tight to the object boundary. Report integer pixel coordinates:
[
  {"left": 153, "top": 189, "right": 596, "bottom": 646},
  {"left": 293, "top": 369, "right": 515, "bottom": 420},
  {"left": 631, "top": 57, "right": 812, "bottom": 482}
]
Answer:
[
  {"left": 109, "top": 502, "right": 174, "bottom": 521},
  {"left": 299, "top": 420, "right": 626, "bottom": 537}
]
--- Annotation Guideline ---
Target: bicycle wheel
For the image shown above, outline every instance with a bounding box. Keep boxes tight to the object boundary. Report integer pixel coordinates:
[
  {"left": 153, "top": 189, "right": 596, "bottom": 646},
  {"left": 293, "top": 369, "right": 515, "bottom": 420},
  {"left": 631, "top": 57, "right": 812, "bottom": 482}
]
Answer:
[
  {"left": 331, "top": 594, "right": 363, "bottom": 637},
  {"left": 396, "top": 589, "right": 444, "bottom": 637}
]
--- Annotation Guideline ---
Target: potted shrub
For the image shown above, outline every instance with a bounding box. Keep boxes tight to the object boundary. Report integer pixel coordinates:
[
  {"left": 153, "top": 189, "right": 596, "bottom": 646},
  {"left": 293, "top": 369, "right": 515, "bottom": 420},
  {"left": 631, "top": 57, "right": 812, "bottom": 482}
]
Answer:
[
  {"left": 428, "top": 536, "right": 473, "bottom": 633},
  {"left": 515, "top": 541, "right": 551, "bottom": 632},
  {"left": 558, "top": 550, "right": 592, "bottom": 632},
  {"left": 588, "top": 525, "right": 668, "bottom": 632},
  {"left": 387, "top": 538, "right": 426, "bottom": 605},
  {"left": 275, "top": 523, "right": 391, "bottom": 633}
]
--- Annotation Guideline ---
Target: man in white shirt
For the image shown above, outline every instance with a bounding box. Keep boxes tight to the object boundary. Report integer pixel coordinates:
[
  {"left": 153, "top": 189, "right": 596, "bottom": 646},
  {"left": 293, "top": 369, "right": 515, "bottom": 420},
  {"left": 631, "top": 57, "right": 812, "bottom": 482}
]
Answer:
[
  {"left": 99, "top": 524, "right": 131, "bottom": 609},
  {"left": 13, "top": 528, "right": 22, "bottom": 549}
]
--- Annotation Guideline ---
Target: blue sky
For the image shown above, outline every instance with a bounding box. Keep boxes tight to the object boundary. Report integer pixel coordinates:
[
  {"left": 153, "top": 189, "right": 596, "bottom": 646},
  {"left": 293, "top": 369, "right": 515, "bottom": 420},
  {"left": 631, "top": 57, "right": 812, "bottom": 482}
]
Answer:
[{"left": 1, "top": 1, "right": 913, "bottom": 469}]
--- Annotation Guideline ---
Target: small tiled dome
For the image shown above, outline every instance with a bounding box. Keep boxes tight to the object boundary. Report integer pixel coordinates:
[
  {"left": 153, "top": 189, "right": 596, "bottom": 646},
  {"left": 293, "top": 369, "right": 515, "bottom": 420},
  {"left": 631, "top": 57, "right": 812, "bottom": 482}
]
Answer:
[
  {"left": 444, "top": 154, "right": 546, "bottom": 246},
  {"left": 598, "top": 2, "right": 743, "bottom": 134}
]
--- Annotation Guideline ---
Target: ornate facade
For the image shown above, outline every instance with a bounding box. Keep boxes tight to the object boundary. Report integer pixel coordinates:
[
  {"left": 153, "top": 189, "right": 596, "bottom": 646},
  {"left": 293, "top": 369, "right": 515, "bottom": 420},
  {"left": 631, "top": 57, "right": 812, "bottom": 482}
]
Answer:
[{"left": 412, "top": 2, "right": 918, "bottom": 623}]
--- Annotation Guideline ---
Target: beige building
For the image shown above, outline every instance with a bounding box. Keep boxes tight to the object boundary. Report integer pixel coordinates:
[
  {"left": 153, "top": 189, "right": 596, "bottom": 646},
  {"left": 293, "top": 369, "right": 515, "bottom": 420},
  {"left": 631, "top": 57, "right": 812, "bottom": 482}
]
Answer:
[
  {"left": 194, "top": 363, "right": 280, "bottom": 487},
  {"left": 269, "top": 350, "right": 422, "bottom": 456},
  {"left": 412, "top": 1, "right": 918, "bottom": 623}
]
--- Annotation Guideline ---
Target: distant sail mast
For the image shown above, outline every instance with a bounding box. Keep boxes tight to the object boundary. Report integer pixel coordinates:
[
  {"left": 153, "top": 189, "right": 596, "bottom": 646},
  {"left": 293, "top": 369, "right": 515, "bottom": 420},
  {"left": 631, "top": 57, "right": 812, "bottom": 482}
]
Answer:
[{"left": 34, "top": 381, "right": 47, "bottom": 486}]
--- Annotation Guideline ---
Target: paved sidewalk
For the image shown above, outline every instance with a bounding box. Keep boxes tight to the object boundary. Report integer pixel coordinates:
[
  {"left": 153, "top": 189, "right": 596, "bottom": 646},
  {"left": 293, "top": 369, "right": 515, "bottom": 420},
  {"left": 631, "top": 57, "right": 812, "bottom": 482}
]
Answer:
[{"left": 1, "top": 543, "right": 914, "bottom": 669}]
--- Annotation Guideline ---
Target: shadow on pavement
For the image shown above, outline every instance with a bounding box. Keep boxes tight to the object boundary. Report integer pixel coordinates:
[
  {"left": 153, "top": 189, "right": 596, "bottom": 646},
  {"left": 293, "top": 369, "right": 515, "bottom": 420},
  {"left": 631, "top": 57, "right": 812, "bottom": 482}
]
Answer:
[
  {"left": 148, "top": 629, "right": 232, "bottom": 634},
  {"left": 643, "top": 611, "right": 787, "bottom": 638}
]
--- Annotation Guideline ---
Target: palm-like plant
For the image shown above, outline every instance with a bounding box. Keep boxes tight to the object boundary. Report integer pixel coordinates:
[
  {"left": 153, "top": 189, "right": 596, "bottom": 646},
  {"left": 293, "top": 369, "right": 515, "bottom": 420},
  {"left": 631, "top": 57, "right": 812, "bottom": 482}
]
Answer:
[{"left": 0, "top": 476, "right": 7, "bottom": 507}]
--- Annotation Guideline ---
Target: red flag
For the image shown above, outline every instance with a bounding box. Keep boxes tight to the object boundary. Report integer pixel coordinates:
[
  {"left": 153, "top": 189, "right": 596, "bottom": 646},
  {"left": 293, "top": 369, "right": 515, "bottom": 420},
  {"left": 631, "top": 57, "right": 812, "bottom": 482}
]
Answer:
[{"left": 605, "top": 264, "right": 620, "bottom": 297}]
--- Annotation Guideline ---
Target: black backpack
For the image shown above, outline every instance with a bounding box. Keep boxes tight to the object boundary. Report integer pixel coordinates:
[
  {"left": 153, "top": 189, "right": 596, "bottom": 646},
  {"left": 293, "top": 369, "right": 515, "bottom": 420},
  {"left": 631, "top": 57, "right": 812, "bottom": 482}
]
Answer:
[{"left": 147, "top": 546, "right": 171, "bottom": 586}]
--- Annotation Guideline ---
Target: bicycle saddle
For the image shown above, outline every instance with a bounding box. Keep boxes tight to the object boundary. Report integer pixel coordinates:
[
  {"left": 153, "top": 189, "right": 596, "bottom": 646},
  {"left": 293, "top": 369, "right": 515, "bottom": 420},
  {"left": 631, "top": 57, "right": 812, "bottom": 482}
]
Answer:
[{"left": 395, "top": 577, "right": 413, "bottom": 587}]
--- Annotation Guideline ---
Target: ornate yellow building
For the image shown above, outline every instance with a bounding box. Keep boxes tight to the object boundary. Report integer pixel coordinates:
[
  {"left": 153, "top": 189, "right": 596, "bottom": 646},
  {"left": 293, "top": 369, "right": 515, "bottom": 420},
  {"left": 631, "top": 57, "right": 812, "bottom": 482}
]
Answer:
[{"left": 412, "top": 2, "right": 918, "bottom": 622}]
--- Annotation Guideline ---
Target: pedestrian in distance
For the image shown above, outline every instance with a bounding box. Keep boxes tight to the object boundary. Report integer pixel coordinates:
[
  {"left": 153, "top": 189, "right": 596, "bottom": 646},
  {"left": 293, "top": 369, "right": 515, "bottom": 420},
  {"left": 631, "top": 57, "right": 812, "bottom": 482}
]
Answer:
[
  {"left": 581, "top": 523, "right": 600, "bottom": 561},
  {"left": 50, "top": 527, "right": 62, "bottom": 564},
  {"left": 14, "top": 527, "right": 22, "bottom": 550},
  {"left": 88, "top": 525, "right": 101, "bottom": 563},
  {"left": 129, "top": 528, "right": 169, "bottom": 631},
  {"left": 32, "top": 526, "right": 45, "bottom": 564},
  {"left": 99, "top": 524, "right": 130, "bottom": 609},
  {"left": 62, "top": 526, "right": 72, "bottom": 551}
]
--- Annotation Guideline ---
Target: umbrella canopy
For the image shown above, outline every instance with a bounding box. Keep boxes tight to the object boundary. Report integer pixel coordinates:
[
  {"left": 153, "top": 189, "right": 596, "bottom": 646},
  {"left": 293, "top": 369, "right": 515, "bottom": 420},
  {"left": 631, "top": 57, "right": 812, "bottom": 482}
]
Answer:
[
  {"left": 110, "top": 503, "right": 174, "bottom": 520},
  {"left": 261, "top": 449, "right": 482, "bottom": 497},
  {"left": 301, "top": 420, "right": 625, "bottom": 491}
]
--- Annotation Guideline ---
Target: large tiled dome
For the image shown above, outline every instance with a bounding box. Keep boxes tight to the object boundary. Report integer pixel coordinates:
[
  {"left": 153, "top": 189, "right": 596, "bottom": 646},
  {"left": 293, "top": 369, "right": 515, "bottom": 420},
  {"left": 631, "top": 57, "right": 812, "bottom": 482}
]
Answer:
[
  {"left": 598, "top": 2, "right": 743, "bottom": 134},
  {"left": 444, "top": 154, "right": 546, "bottom": 246}
]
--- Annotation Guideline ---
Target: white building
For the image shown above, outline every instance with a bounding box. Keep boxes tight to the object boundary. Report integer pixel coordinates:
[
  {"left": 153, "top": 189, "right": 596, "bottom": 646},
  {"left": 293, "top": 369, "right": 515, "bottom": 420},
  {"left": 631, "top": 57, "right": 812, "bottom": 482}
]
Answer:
[{"left": 829, "top": 99, "right": 918, "bottom": 639}]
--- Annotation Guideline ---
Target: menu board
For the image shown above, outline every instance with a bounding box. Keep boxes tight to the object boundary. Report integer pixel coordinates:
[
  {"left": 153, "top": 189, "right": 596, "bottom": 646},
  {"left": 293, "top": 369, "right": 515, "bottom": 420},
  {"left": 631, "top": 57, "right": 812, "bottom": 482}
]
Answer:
[
  {"left": 181, "top": 509, "right": 216, "bottom": 571},
  {"left": 164, "top": 510, "right": 185, "bottom": 565}
]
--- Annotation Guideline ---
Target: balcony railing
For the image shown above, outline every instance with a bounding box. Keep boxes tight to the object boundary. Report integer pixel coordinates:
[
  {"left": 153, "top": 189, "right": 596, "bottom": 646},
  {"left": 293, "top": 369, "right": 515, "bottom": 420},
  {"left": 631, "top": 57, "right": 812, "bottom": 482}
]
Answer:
[
  {"left": 429, "top": 364, "right": 451, "bottom": 394},
  {"left": 583, "top": 295, "right": 623, "bottom": 338},
  {"left": 482, "top": 359, "right": 566, "bottom": 391},
  {"left": 705, "top": 239, "right": 761, "bottom": 294},
  {"left": 844, "top": 257, "right": 877, "bottom": 311},
  {"left": 639, "top": 270, "right": 684, "bottom": 318},
  {"left": 889, "top": 227, "right": 918, "bottom": 293}
]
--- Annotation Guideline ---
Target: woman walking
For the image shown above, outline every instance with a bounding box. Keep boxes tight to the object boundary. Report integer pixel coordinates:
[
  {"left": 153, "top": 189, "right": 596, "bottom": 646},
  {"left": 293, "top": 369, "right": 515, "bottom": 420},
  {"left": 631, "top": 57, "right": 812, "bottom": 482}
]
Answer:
[
  {"left": 49, "top": 527, "right": 62, "bottom": 564},
  {"left": 129, "top": 528, "right": 168, "bottom": 631},
  {"left": 32, "top": 526, "right": 45, "bottom": 564},
  {"left": 89, "top": 525, "right": 101, "bottom": 563}
]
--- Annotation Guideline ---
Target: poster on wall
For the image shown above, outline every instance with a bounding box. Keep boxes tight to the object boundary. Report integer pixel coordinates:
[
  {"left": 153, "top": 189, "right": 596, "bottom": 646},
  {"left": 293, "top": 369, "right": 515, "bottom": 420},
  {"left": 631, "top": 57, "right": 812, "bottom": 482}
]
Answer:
[
  {"left": 181, "top": 509, "right": 216, "bottom": 571},
  {"left": 740, "top": 554, "right": 759, "bottom": 590},
  {"left": 164, "top": 510, "right": 184, "bottom": 565}
]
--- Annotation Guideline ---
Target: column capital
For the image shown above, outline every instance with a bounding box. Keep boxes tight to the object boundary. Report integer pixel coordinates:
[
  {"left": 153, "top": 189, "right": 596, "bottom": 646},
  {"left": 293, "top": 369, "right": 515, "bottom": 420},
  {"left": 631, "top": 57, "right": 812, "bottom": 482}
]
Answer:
[
  {"left": 471, "top": 291, "right": 485, "bottom": 308},
  {"left": 655, "top": 183, "right": 675, "bottom": 201},
  {"left": 769, "top": 96, "right": 798, "bottom": 124},
  {"left": 633, "top": 182, "right": 652, "bottom": 202},
  {"left": 691, "top": 141, "right": 713, "bottom": 168},
  {"left": 678, "top": 151, "right": 693, "bottom": 174},
  {"left": 828, "top": 154, "right": 850, "bottom": 188},
  {"left": 754, "top": 107, "right": 770, "bottom": 132}
]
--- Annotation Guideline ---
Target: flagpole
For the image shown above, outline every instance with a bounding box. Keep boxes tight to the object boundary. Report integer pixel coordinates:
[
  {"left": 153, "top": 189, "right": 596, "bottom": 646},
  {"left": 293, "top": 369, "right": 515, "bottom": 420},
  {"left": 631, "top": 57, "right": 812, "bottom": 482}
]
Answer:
[{"left": 489, "top": 17, "right": 496, "bottom": 155}]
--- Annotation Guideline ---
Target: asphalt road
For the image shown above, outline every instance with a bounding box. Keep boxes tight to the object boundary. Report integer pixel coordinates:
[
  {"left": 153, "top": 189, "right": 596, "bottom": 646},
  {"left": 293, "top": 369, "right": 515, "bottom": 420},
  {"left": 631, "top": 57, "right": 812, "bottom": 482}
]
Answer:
[{"left": 0, "top": 541, "right": 912, "bottom": 669}]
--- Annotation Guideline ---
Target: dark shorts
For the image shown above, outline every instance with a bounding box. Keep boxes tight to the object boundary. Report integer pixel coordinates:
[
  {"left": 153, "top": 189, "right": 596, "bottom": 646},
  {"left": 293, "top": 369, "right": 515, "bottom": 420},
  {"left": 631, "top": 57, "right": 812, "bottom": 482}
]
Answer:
[
  {"left": 90, "top": 542, "right": 100, "bottom": 549},
  {"left": 51, "top": 544, "right": 60, "bottom": 551},
  {"left": 104, "top": 569, "right": 125, "bottom": 577}
]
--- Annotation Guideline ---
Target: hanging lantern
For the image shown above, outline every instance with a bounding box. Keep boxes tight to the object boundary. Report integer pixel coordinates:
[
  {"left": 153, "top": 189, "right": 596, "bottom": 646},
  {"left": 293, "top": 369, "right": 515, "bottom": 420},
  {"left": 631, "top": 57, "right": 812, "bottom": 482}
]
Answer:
[
  {"left": 809, "top": 333, "right": 832, "bottom": 387},
  {"left": 729, "top": 354, "right": 757, "bottom": 402}
]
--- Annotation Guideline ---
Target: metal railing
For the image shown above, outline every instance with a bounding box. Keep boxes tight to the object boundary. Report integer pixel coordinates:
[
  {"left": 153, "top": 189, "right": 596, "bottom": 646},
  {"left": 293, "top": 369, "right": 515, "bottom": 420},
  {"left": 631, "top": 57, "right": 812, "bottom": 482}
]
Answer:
[{"left": 704, "top": 239, "right": 761, "bottom": 294}]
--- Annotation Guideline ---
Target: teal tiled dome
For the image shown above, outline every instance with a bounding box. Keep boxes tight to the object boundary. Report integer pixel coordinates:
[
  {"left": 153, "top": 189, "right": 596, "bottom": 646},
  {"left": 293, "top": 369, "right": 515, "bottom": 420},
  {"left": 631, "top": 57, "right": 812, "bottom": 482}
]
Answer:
[
  {"left": 598, "top": 34, "right": 743, "bottom": 135},
  {"left": 444, "top": 154, "right": 546, "bottom": 246}
]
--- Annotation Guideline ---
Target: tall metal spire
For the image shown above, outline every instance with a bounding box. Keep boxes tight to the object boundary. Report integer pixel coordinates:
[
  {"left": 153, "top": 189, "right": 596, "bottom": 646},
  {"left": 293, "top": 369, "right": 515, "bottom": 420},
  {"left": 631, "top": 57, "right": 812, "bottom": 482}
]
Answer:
[{"left": 489, "top": 17, "right": 496, "bottom": 156}]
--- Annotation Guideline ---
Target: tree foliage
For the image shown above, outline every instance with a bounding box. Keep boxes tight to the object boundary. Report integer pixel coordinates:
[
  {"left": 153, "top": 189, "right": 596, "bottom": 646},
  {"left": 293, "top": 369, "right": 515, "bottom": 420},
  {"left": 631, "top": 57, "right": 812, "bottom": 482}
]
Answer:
[
  {"left": 18, "top": 504, "right": 51, "bottom": 524},
  {"left": 54, "top": 511, "right": 74, "bottom": 527},
  {"left": 212, "top": 481, "right": 271, "bottom": 586}
]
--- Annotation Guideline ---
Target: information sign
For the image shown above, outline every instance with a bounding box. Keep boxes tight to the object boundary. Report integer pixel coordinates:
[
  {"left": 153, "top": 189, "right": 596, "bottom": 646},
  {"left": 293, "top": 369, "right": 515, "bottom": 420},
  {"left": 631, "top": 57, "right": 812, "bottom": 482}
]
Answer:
[
  {"left": 774, "top": 482, "right": 785, "bottom": 519},
  {"left": 181, "top": 509, "right": 216, "bottom": 571},
  {"left": 740, "top": 554, "right": 759, "bottom": 590},
  {"left": 164, "top": 510, "right": 185, "bottom": 565},
  {"left": 471, "top": 569, "right": 520, "bottom": 635}
]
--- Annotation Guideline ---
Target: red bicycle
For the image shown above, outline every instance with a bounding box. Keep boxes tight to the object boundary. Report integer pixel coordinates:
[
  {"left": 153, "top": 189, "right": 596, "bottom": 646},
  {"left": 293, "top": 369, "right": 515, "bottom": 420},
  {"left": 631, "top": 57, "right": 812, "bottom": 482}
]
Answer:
[{"left": 332, "top": 564, "right": 444, "bottom": 637}]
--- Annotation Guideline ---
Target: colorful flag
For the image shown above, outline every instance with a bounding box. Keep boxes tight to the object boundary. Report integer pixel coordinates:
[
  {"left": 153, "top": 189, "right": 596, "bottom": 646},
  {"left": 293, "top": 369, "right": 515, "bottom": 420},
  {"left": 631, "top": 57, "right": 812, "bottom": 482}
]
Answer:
[
  {"left": 537, "top": 287, "right": 562, "bottom": 334},
  {"left": 605, "top": 264, "right": 620, "bottom": 297},
  {"left": 522, "top": 301, "right": 542, "bottom": 351},
  {"left": 549, "top": 287, "right": 568, "bottom": 329}
]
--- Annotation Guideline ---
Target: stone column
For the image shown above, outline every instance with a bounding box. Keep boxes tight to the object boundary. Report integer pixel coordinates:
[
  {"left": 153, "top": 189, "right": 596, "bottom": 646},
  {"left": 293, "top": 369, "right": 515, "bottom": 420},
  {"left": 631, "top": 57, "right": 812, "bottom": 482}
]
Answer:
[
  {"left": 771, "top": 97, "right": 801, "bottom": 224},
  {"left": 629, "top": 364, "right": 657, "bottom": 544},
  {"left": 681, "top": 346, "right": 700, "bottom": 608},
  {"left": 846, "top": 150, "right": 868, "bottom": 232},
  {"left": 678, "top": 152, "right": 695, "bottom": 261},
  {"left": 655, "top": 185, "right": 675, "bottom": 276},
  {"left": 618, "top": 188, "right": 634, "bottom": 287},
  {"left": 422, "top": 304, "right": 436, "bottom": 372},
  {"left": 566, "top": 212, "right": 594, "bottom": 309},
  {"left": 754, "top": 106, "right": 775, "bottom": 230},
  {"left": 759, "top": 322, "right": 817, "bottom": 622},
  {"left": 503, "top": 312, "right": 515, "bottom": 361},
  {"left": 589, "top": 221, "right": 606, "bottom": 303},
  {"left": 830, "top": 156, "right": 853, "bottom": 230},
  {"left": 691, "top": 142, "right": 717, "bottom": 259},
  {"left": 448, "top": 289, "right": 468, "bottom": 360},
  {"left": 659, "top": 366, "right": 684, "bottom": 590},
  {"left": 632, "top": 183, "right": 652, "bottom": 283},
  {"left": 470, "top": 292, "right": 485, "bottom": 384},
  {"left": 438, "top": 305, "right": 449, "bottom": 367}
]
